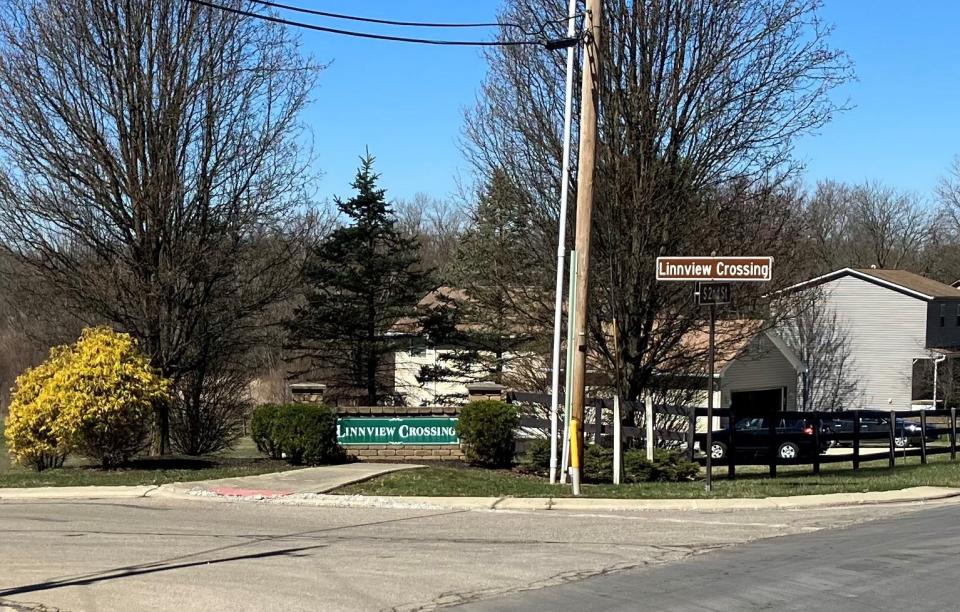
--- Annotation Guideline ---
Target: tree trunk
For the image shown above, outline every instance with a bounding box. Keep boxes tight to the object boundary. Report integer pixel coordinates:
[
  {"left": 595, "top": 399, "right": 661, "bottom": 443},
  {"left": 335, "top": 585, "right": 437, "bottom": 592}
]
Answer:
[{"left": 153, "top": 400, "right": 170, "bottom": 456}]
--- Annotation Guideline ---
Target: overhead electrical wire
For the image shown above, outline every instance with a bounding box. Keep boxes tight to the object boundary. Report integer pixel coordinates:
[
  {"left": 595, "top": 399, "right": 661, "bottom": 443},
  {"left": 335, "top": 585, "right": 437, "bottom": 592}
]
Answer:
[
  {"left": 248, "top": 0, "right": 530, "bottom": 32},
  {"left": 186, "top": 0, "right": 571, "bottom": 47}
]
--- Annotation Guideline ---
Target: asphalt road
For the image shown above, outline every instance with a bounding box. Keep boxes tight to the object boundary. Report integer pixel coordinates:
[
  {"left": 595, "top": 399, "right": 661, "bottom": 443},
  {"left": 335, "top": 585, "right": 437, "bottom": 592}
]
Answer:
[
  {"left": 460, "top": 502, "right": 960, "bottom": 611},
  {"left": 0, "top": 497, "right": 948, "bottom": 611}
]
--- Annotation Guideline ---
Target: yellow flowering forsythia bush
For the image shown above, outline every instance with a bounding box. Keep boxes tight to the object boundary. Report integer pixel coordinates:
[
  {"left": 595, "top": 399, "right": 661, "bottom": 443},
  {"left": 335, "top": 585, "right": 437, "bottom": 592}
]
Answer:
[
  {"left": 2, "top": 347, "right": 69, "bottom": 470},
  {"left": 4, "top": 327, "right": 170, "bottom": 470}
]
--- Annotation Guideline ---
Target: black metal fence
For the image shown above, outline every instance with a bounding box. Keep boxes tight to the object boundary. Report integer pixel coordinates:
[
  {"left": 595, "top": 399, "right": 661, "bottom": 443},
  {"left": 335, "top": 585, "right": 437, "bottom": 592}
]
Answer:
[{"left": 505, "top": 391, "right": 960, "bottom": 479}]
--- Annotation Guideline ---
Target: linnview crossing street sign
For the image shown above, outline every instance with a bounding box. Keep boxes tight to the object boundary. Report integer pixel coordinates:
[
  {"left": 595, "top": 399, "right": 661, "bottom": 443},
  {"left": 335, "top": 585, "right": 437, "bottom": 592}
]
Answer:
[
  {"left": 656, "top": 256, "right": 773, "bottom": 282},
  {"left": 654, "top": 254, "right": 773, "bottom": 493}
]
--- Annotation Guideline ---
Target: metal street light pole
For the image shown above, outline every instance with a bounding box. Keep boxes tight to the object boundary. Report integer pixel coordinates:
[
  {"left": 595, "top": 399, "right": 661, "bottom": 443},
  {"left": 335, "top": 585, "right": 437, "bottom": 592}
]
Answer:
[{"left": 548, "top": 0, "right": 580, "bottom": 486}]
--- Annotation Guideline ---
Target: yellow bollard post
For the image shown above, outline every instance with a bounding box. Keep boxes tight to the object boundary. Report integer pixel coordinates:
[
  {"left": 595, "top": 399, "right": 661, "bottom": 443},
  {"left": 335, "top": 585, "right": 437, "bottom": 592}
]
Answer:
[{"left": 570, "top": 416, "right": 582, "bottom": 495}]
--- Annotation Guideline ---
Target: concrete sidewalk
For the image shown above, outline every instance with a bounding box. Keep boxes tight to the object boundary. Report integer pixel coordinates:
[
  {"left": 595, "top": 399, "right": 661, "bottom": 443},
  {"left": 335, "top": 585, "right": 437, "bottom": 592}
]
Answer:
[
  {"left": 160, "top": 462, "right": 424, "bottom": 498},
  {"left": 0, "top": 462, "right": 423, "bottom": 502}
]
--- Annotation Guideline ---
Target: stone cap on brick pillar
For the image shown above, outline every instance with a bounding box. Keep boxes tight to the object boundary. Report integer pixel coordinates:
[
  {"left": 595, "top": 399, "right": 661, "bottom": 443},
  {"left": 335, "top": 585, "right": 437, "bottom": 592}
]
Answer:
[
  {"left": 465, "top": 382, "right": 507, "bottom": 403},
  {"left": 289, "top": 382, "right": 326, "bottom": 404}
]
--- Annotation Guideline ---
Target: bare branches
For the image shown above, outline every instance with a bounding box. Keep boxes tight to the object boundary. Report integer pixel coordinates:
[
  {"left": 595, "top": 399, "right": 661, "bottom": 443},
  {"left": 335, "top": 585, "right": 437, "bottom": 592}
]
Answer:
[
  {"left": 0, "top": 0, "right": 320, "bottom": 452},
  {"left": 802, "top": 180, "right": 934, "bottom": 274},
  {"left": 463, "top": 0, "right": 850, "bottom": 404},
  {"left": 394, "top": 193, "right": 467, "bottom": 280},
  {"left": 781, "top": 290, "right": 860, "bottom": 411}
]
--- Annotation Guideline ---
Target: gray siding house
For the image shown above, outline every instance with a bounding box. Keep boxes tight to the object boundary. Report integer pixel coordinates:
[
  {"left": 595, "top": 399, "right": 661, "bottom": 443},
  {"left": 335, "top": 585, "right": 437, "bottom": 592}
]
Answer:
[{"left": 786, "top": 268, "right": 960, "bottom": 410}]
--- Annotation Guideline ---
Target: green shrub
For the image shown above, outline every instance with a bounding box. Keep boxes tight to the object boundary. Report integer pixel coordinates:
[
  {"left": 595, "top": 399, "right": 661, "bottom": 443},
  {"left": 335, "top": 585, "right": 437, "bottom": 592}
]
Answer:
[
  {"left": 582, "top": 445, "right": 614, "bottom": 483},
  {"left": 456, "top": 400, "right": 519, "bottom": 468},
  {"left": 622, "top": 449, "right": 653, "bottom": 482},
  {"left": 251, "top": 404, "right": 345, "bottom": 465},
  {"left": 251, "top": 404, "right": 283, "bottom": 459},
  {"left": 651, "top": 449, "right": 700, "bottom": 481},
  {"left": 623, "top": 448, "right": 699, "bottom": 482},
  {"left": 520, "top": 439, "right": 699, "bottom": 484},
  {"left": 274, "top": 404, "right": 345, "bottom": 465},
  {"left": 518, "top": 437, "right": 552, "bottom": 475}
]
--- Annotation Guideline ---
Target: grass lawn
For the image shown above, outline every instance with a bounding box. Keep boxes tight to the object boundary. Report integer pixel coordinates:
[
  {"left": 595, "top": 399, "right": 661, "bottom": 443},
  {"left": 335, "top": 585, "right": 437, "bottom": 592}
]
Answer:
[
  {"left": 0, "top": 436, "right": 298, "bottom": 488},
  {"left": 335, "top": 453, "right": 960, "bottom": 499}
]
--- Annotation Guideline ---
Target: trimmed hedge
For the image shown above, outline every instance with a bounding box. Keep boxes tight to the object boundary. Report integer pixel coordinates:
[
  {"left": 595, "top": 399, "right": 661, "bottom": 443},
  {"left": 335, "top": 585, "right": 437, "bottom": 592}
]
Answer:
[
  {"left": 251, "top": 404, "right": 283, "bottom": 459},
  {"left": 456, "top": 400, "right": 519, "bottom": 468},
  {"left": 250, "top": 403, "right": 345, "bottom": 465}
]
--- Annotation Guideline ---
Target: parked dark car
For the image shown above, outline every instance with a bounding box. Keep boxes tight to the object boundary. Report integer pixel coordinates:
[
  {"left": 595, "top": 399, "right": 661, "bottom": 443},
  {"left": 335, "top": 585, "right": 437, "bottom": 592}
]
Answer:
[
  {"left": 822, "top": 416, "right": 940, "bottom": 448},
  {"left": 696, "top": 417, "right": 829, "bottom": 461}
]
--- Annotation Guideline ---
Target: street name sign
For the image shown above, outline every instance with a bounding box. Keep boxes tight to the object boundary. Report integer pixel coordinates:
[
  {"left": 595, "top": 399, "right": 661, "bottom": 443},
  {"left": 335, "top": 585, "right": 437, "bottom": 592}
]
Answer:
[
  {"left": 656, "top": 256, "right": 773, "bottom": 282},
  {"left": 337, "top": 417, "right": 459, "bottom": 445},
  {"left": 655, "top": 255, "right": 772, "bottom": 492}
]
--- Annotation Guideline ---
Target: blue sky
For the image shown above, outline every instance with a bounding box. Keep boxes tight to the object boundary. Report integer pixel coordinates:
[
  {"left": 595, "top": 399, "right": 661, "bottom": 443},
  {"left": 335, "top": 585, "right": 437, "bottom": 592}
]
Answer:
[{"left": 293, "top": 1, "right": 960, "bottom": 205}]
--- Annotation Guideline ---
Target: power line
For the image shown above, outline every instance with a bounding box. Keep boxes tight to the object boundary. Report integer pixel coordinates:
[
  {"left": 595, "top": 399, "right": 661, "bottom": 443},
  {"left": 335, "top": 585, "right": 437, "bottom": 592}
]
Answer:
[
  {"left": 248, "top": 0, "right": 582, "bottom": 39},
  {"left": 186, "top": 0, "right": 549, "bottom": 47},
  {"left": 248, "top": 0, "right": 531, "bottom": 32}
]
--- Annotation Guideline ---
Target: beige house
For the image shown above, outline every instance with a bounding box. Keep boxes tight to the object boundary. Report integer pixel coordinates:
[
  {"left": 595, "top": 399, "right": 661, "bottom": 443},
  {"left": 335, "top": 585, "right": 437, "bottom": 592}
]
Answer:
[
  {"left": 391, "top": 287, "right": 535, "bottom": 406},
  {"left": 663, "top": 322, "right": 804, "bottom": 416}
]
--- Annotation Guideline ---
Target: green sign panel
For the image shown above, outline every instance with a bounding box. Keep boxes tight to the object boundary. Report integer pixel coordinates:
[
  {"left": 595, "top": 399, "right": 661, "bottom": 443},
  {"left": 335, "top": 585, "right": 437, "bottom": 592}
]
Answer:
[{"left": 337, "top": 417, "right": 459, "bottom": 446}]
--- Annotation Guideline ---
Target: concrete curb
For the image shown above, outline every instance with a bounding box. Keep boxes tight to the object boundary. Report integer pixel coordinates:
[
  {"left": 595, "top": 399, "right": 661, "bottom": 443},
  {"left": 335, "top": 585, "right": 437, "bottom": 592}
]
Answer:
[
  {"left": 168, "top": 486, "right": 960, "bottom": 512},
  {"left": 544, "top": 486, "right": 960, "bottom": 512},
  {"left": 2, "top": 483, "right": 958, "bottom": 512},
  {"left": 0, "top": 485, "right": 159, "bottom": 500}
]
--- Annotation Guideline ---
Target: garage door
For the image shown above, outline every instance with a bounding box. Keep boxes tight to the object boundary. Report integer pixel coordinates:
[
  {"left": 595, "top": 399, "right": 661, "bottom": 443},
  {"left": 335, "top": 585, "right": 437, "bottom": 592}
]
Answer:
[{"left": 730, "top": 388, "right": 784, "bottom": 412}]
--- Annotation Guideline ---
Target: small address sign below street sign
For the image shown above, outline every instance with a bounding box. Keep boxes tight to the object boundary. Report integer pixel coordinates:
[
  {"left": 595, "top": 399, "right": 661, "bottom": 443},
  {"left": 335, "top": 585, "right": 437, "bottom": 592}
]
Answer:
[
  {"left": 696, "top": 282, "right": 731, "bottom": 305},
  {"left": 656, "top": 256, "right": 773, "bottom": 282}
]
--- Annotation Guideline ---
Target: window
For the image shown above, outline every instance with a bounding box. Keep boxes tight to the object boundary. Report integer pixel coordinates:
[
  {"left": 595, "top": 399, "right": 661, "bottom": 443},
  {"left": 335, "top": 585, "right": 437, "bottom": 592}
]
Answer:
[
  {"left": 736, "top": 417, "right": 765, "bottom": 431},
  {"left": 941, "top": 303, "right": 946, "bottom": 327},
  {"left": 955, "top": 304, "right": 959, "bottom": 327}
]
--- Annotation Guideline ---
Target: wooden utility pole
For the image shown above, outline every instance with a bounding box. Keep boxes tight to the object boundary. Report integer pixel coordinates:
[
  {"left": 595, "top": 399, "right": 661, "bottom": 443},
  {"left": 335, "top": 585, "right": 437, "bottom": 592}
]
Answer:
[{"left": 568, "top": 0, "right": 602, "bottom": 496}]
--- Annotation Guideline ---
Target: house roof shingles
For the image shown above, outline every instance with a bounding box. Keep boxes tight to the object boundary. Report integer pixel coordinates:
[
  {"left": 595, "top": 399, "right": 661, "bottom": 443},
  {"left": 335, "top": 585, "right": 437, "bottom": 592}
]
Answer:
[
  {"left": 786, "top": 267, "right": 960, "bottom": 301},
  {"left": 852, "top": 268, "right": 960, "bottom": 300}
]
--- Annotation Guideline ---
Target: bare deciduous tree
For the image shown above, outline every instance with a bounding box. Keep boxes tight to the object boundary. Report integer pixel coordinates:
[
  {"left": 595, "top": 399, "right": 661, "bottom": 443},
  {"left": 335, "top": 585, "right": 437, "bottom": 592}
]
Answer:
[
  {"left": 848, "top": 183, "right": 930, "bottom": 270},
  {"left": 780, "top": 291, "right": 860, "bottom": 411},
  {"left": 395, "top": 193, "right": 466, "bottom": 281},
  {"left": 464, "top": 0, "right": 851, "bottom": 411},
  {"left": 0, "top": 0, "right": 320, "bottom": 453},
  {"left": 930, "top": 157, "right": 960, "bottom": 283},
  {"left": 803, "top": 180, "right": 934, "bottom": 274}
]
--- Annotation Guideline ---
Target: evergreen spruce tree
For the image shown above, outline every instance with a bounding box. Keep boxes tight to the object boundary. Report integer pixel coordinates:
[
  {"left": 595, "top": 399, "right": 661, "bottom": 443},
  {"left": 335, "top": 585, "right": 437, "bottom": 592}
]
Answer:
[
  {"left": 289, "top": 153, "right": 432, "bottom": 405},
  {"left": 416, "top": 170, "right": 538, "bottom": 400}
]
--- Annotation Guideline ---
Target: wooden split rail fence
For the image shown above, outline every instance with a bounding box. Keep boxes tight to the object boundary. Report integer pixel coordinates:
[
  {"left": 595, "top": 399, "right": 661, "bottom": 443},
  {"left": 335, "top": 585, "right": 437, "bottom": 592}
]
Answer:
[{"left": 505, "top": 391, "right": 960, "bottom": 480}]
